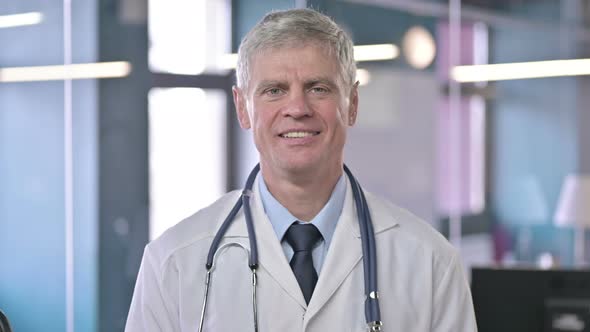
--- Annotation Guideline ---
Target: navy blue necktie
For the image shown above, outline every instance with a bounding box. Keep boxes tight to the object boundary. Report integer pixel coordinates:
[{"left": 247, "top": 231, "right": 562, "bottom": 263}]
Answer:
[{"left": 285, "top": 223, "right": 322, "bottom": 304}]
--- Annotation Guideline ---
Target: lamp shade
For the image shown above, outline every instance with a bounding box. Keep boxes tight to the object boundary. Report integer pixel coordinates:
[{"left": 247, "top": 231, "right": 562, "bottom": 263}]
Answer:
[
  {"left": 554, "top": 174, "right": 590, "bottom": 228},
  {"left": 509, "top": 175, "right": 549, "bottom": 225}
]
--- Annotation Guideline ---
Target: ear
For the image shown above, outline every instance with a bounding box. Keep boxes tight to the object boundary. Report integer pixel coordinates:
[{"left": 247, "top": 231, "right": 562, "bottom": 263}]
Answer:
[
  {"left": 347, "top": 81, "right": 359, "bottom": 126},
  {"left": 233, "top": 86, "right": 251, "bottom": 129}
]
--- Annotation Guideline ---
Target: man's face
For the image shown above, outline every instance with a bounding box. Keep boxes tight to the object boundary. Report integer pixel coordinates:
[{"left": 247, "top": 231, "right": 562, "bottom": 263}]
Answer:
[{"left": 233, "top": 44, "right": 358, "bottom": 176}]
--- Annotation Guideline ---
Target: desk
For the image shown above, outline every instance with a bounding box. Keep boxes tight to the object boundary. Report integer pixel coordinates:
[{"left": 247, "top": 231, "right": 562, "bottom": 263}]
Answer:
[{"left": 471, "top": 267, "right": 590, "bottom": 332}]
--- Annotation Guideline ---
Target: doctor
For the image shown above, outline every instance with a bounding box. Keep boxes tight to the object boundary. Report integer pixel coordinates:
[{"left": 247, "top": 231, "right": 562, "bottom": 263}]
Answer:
[{"left": 126, "top": 8, "right": 477, "bottom": 332}]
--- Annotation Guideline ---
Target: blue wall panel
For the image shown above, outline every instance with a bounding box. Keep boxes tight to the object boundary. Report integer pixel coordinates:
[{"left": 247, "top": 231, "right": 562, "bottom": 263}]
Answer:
[{"left": 0, "top": 1, "right": 98, "bottom": 331}]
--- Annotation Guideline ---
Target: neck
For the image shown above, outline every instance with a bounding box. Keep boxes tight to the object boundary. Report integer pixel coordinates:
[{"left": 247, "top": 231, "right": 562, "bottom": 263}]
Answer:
[{"left": 261, "top": 163, "right": 343, "bottom": 221}]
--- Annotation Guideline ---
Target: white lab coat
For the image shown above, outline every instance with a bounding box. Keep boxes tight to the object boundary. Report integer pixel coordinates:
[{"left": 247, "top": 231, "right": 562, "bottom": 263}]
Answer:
[{"left": 125, "top": 177, "right": 477, "bottom": 332}]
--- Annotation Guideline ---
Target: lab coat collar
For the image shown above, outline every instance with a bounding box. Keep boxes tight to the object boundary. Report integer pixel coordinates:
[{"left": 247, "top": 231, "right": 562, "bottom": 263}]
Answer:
[
  {"left": 215, "top": 173, "right": 400, "bottom": 311},
  {"left": 340, "top": 175, "right": 400, "bottom": 238}
]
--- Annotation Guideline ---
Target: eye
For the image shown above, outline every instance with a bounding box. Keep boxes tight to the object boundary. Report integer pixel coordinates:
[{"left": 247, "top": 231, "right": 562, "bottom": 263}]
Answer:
[
  {"left": 310, "top": 86, "right": 329, "bottom": 94},
  {"left": 265, "top": 88, "right": 284, "bottom": 96}
]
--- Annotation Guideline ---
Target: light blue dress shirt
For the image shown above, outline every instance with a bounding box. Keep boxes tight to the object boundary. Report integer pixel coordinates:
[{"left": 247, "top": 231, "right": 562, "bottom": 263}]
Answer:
[{"left": 258, "top": 174, "right": 346, "bottom": 274}]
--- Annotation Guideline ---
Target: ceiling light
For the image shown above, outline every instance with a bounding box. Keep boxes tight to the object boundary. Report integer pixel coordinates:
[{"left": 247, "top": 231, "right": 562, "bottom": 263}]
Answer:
[
  {"left": 356, "top": 69, "right": 371, "bottom": 86},
  {"left": 402, "top": 26, "right": 436, "bottom": 69},
  {"left": 452, "top": 59, "right": 590, "bottom": 82},
  {"left": 353, "top": 44, "right": 399, "bottom": 62},
  {"left": 0, "top": 12, "right": 43, "bottom": 29},
  {"left": 0, "top": 62, "right": 132, "bottom": 82}
]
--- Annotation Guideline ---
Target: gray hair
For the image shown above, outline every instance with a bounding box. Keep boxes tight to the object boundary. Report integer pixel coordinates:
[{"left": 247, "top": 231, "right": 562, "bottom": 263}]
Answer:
[{"left": 236, "top": 8, "right": 356, "bottom": 91}]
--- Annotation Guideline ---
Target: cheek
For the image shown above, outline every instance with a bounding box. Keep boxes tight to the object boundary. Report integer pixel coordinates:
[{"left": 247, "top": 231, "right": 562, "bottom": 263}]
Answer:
[
  {"left": 324, "top": 110, "right": 348, "bottom": 140},
  {"left": 325, "top": 97, "right": 349, "bottom": 120},
  {"left": 336, "top": 105, "right": 350, "bottom": 125},
  {"left": 314, "top": 98, "right": 347, "bottom": 118},
  {"left": 249, "top": 106, "right": 273, "bottom": 137}
]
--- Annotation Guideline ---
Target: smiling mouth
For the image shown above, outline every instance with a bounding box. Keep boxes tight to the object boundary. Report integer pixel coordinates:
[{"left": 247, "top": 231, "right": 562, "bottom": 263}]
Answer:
[{"left": 279, "top": 131, "right": 320, "bottom": 138}]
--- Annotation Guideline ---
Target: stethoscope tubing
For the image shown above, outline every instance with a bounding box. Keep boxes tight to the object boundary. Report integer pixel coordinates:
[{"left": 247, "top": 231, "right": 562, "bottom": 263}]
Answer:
[
  {"left": 199, "top": 242, "right": 257, "bottom": 332},
  {"left": 200, "top": 164, "right": 382, "bottom": 331},
  {"left": 344, "top": 165, "right": 382, "bottom": 327},
  {"left": 206, "top": 164, "right": 261, "bottom": 269}
]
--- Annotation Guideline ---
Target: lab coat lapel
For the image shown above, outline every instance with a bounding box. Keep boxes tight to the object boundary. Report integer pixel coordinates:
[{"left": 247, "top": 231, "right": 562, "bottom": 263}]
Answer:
[
  {"left": 304, "top": 179, "right": 363, "bottom": 321},
  {"left": 250, "top": 178, "right": 308, "bottom": 309},
  {"left": 304, "top": 177, "right": 400, "bottom": 323}
]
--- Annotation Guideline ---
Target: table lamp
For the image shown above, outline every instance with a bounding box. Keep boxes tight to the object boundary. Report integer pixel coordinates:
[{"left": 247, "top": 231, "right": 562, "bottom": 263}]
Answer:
[{"left": 554, "top": 174, "right": 590, "bottom": 266}]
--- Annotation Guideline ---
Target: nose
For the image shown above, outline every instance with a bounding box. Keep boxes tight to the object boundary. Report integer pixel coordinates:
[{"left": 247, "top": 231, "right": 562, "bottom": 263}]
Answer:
[{"left": 282, "top": 90, "right": 313, "bottom": 119}]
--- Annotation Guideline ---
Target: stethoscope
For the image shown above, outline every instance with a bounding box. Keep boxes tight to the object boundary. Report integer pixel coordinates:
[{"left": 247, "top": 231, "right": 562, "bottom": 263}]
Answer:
[{"left": 198, "top": 163, "right": 383, "bottom": 332}]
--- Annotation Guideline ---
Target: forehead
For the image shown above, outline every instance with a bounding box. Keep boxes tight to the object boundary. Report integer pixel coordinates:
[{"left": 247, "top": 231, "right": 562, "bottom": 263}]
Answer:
[{"left": 248, "top": 43, "right": 341, "bottom": 84}]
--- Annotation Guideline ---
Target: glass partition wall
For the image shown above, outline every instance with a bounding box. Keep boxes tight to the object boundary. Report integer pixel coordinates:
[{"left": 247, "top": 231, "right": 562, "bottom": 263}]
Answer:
[
  {"left": 0, "top": 1, "right": 98, "bottom": 331},
  {"left": 323, "top": 0, "right": 590, "bottom": 269}
]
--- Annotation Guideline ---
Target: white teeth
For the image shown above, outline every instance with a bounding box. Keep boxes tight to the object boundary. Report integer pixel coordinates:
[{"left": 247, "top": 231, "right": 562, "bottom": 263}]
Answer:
[{"left": 281, "top": 131, "right": 316, "bottom": 138}]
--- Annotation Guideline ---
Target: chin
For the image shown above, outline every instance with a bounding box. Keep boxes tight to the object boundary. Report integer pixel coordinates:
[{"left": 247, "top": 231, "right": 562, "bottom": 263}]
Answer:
[
  {"left": 274, "top": 156, "right": 321, "bottom": 174},
  {"left": 263, "top": 148, "right": 338, "bottom": 175}
]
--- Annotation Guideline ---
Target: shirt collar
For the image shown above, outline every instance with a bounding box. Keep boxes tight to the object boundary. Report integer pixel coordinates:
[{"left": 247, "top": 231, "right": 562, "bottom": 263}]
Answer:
[{"left": 258, "top": 173, "right": 347, "bottom": 249}]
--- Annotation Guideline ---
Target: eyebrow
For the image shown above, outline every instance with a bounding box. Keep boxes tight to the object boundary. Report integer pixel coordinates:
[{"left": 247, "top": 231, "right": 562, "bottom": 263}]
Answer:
[
  {"left": 303, "top": 77, "right": 338, "bottom": 90},
  {"left": 254, "top": 80, "right": 287, "bottom": 94}
]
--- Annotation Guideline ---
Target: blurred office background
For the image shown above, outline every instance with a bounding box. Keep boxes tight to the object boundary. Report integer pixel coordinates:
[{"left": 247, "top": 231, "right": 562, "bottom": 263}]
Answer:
[{"left": 1, "top": 0, "right": 590, "bottom": 331}]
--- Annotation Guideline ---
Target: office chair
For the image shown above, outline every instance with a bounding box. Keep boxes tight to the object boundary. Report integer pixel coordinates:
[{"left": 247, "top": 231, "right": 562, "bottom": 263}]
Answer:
[{"left": 0, "top": 310, "right": 13, "bottom": 332}]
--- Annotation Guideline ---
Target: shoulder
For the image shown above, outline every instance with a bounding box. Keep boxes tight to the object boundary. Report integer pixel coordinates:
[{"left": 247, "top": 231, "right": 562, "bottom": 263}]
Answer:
[
  {"left": 145, "top": 190, "right": 242, "bottom": 268},
  {"left": 364, "top": 191, "right": 457, "bottom": 262}
]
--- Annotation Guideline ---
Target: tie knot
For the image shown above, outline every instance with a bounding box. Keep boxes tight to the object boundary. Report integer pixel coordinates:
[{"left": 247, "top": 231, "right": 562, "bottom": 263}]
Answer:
[{"left": 285, "top": 223, "right": 322, "bottom": 252}]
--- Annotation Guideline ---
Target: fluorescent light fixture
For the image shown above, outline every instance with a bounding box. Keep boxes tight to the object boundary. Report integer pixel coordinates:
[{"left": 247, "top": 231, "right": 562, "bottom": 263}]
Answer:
[
  {"left": 452, "top": 58, "right": 590, "bottom": 82},
  {"left": 0, "top": 61, "right": 132, "bottom": 82},
  {"left": 354, "top": 44, "right": 399, "bottom": 62},
  {"left": 0, "top": 12, "right": 43, "bottom": 29},
  {"left": 356, "top": 69, "right": 371, "bottom": 86},
  {"left": 220, "top": 43, "right": 399, "bottom": 69}
]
